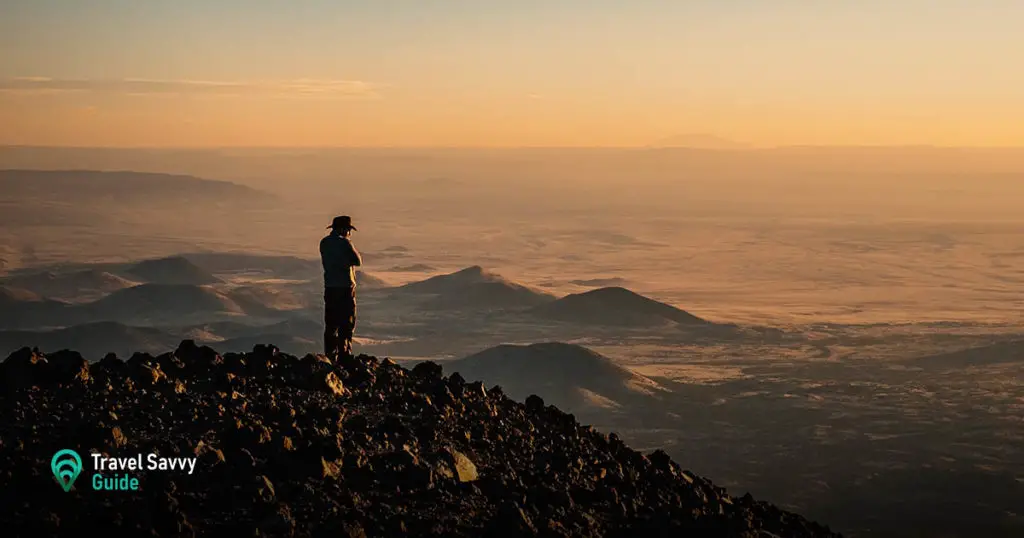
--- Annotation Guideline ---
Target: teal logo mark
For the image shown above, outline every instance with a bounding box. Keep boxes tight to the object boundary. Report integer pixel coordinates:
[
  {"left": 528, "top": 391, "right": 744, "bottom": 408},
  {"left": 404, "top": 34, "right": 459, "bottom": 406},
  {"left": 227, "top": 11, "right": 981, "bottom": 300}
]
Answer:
[{"left": 51, "top": 449, "right": 83, "bottom": 492}]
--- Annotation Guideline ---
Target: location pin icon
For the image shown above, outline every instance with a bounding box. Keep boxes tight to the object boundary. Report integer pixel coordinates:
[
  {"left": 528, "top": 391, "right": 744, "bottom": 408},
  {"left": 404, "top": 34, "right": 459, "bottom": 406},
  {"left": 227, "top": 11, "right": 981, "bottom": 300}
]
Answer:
[{"left": 51, "top": 449, "right": 83, "bottom": 492}]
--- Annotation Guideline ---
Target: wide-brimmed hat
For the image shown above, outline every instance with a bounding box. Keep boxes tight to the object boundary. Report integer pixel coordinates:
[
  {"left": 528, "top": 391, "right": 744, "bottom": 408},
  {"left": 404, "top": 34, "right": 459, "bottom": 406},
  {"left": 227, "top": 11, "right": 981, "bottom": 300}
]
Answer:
[{"left": 327, "top": 215, "right": 357, "bottom": 231}]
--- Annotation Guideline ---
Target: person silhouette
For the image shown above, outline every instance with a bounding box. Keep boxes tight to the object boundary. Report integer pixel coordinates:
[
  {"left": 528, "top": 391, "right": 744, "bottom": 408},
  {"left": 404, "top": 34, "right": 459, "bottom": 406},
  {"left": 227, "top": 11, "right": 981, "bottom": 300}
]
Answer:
[{"left": 320, "top": 215, "right": 362, "bottom": 358}]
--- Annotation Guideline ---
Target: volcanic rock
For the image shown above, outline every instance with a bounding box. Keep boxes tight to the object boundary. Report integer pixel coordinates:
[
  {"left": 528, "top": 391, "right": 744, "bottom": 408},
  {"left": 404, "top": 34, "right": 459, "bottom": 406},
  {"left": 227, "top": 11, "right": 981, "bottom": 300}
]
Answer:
[{"left": 0, "top": 342, "right": 841, "bottom": 537}]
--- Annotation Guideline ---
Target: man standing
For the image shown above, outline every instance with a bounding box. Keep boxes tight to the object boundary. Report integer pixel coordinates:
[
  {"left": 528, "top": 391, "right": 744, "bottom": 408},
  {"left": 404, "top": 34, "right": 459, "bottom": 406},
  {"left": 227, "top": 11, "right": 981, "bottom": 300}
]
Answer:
[{"left": 320, "top": 215, "right": 362, "bottom": 358}]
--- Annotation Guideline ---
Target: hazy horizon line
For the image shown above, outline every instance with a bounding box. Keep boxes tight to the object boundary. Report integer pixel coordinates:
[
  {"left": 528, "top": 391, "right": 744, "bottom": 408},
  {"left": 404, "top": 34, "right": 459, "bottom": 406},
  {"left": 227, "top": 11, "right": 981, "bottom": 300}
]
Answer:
[{"left": 4, "top": 144, "right": 1024, "bottom": 151}]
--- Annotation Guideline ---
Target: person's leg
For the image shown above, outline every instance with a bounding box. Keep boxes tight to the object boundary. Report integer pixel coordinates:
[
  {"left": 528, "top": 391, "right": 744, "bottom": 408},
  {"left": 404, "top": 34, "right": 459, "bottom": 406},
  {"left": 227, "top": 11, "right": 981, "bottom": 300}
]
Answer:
[
  {"left": 340, "top": 287, "right": 356, "bottom": 356},
  {"left": 323, "top": 288, "right": 340, "bottom": 358}
]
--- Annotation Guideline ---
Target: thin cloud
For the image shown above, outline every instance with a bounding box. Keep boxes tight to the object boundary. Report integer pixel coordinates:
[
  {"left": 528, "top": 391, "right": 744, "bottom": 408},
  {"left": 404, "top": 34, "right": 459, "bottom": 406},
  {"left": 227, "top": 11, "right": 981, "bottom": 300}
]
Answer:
[{"left": 0, "top": 77, "right": 382, "bottom": 99}]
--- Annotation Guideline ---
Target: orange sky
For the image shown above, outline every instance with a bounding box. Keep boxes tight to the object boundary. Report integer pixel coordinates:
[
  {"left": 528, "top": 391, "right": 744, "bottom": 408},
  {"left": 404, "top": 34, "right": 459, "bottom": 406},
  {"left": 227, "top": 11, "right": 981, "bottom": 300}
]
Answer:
[{"left": 2, "top": 1, "right": 1022, "bottom": 147}]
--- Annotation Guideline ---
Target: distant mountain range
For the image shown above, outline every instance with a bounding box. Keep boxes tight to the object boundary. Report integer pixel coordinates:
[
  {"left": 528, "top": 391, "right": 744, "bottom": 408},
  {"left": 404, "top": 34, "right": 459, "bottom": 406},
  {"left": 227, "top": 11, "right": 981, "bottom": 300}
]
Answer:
[
  {"left": 0, "top": 255, "right": 727, "bottom": 357},
  {"left": 0, "top": 269, "right": 136, "bottom": 302},
  {"left": 0, "top": 255, "right": 223, "bottom": 294},
  {"left": 87, "top": 283, "right": 245, "bottom": 320},
  {"left": 0, "top": 282, "right": 280, "bottom": 328},
  {"left": 0, "top": 169, "right": 275, "bottom": 205},
  {"left": 0, "top": 285, "right": 76, "bottom": 329},
  {"left": 389, "top": 266, "right": 556, "bottom": 311},
  {"left": 0, "top": 170, "right": 277, "bottom": 234},
  {"left": 385, "top": 266, "right": 710, "bottom": 328},
  {"left": 396, "top": 265, "right": 516, "bottom": 295},
  {"left": 445, "top": 342, "right": 665, "bottom": 413},
  {"left": 123, "top": 256, "right": 222, "bottom": 285},
  {"left": 530, "top": 286, "right": 709, "bottom": 327},
  {"left": 2, "top": 255, "right": 710, "bottom": 329}
]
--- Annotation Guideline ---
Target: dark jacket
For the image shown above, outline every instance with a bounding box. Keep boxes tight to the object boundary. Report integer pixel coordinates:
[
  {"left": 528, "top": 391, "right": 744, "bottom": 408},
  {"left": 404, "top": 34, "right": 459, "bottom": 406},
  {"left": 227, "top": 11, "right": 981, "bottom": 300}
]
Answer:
[{"left": 319, "top": 232, "right": 362, "bottom": 288}]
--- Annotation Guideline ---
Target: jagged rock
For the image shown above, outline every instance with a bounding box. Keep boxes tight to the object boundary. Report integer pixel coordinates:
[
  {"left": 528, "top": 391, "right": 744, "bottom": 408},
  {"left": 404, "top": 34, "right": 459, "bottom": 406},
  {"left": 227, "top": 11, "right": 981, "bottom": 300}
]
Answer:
[
  {"left": 45, "top": 350, "right": 91, "bottom": 385},
  {"left": 92, "top": 352, "right": 128, "bottom": 381},
  {"left": 175, "top": 339, "right": 222, "bottom": 374},
  {"left": 255, "top": 475, "right": 276, "bottom": 503},
  {"left": 320, "top": 457, "right": 342, "bottom": 480},
  {"left": 110, "top": 426, "right": 129, "bottom": 449},
  {"left": 412, "top": 361, "right": 444, "bottom": 380},
  {"left": 127, "top": 351, "right": 156, "bottom": 368},
  {"left": 0, "top": 347, "right": 47, "bottom": 391},
  {"left": 466, "top": 380, "right": 487, "bottom": 398},
  {"left": 434, "top": 444, "right": 477, "bottom": 481},
  {"left": 0, "top": 346, "right": 92, "bottom": 387},
  {"left": 131, "top": 363, "right": 167, "bottom": 387},
  {"left": 525, "top": 394, "right": 545, "bottom": 411},
  {"left": 194, "top": 440, "right": 226, "bottom": 466},
  {"left": 0, "top": 345, "right": 841, "bottom": 538},
  {"left": 317, "top": 370, "right": 347, "bottom": 397}
]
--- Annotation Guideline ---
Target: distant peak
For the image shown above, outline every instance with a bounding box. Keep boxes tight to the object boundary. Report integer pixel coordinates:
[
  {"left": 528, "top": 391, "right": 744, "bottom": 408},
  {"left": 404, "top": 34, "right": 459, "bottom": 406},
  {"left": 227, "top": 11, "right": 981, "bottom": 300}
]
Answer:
[
  {"left": 524, "top": 341, "right": 597, "bottom": 353},
  {"left": 445, "top": 265, "right": 501, "bottom": 283},
  {"left": 532, "top": 285, "right": 708, "bottom": 327},
  {"left": 583, "top": 286, "right": 637, "bottom": 296},
  {"left": 124, "top": 255, "right": 221, "bottom": 285}
]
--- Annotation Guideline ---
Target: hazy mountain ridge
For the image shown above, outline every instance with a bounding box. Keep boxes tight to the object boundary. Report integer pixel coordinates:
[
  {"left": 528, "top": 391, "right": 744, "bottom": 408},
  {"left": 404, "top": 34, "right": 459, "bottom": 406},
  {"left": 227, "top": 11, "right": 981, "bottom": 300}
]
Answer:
[
  {"left": 0, "top": 281, "right": 289, "bottom": 330},
  {"left": 122, "top": 255, "right": 222, "bottom": 285},
  {"left": 0, "top": 258, "right": 753, "bottom": 403},
  {"left": 0, "top": 269, "right": 137, "bottom": 302},
  {"left": 445, "top": 342, "right": 666, "bottom": 414},
  {"left": 0, "top": 257, "right": 769, "bottom": 351},
  {"left": 0, "top": 285, "right": 76, "bottom": 329},
  {"left": 378, "top": 265, "right": 557, "bottom": 313},
  {"left": 0, "top": 169, "right": 274, "bottom": 202},
  {"left": 395, "top": 265, "right": 534, "bottom": 295},
  {"left": 530, "top": 286, "right": 710, "bottom": 327}
]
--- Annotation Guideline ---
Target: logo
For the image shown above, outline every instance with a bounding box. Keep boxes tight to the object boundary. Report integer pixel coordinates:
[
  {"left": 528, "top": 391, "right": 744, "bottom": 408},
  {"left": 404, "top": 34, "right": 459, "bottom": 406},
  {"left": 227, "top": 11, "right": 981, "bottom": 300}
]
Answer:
[{"left": 51, "top": 449, "right": 83, "bottom": 492}]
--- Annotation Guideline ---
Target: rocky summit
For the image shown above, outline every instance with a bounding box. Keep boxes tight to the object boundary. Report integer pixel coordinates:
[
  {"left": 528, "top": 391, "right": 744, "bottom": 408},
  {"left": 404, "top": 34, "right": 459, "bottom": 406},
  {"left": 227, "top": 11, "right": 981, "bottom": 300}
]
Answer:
[{"left": 0, "top": 342, "right": 841, "bottom": 537}]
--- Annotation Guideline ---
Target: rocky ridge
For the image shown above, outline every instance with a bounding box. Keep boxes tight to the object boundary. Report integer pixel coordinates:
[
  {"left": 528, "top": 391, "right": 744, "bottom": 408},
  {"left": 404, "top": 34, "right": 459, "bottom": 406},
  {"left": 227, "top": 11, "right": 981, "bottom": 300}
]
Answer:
[{"left": 0, "top": 342, "right": 841, "bottom": 537}]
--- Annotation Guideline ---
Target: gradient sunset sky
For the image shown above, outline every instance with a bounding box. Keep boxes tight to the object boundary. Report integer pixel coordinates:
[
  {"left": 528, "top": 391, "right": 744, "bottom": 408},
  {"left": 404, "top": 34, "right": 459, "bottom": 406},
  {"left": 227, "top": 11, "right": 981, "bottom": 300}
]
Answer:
[{"left": 1, "top": 1, "right": 1021, "bottom": 147}]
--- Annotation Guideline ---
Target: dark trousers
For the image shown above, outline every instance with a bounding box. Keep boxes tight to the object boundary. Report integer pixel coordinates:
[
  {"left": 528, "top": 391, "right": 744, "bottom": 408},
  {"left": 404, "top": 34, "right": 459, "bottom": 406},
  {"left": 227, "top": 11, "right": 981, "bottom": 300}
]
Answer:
[{"left": 324, "top": 286, "right": 356, "bottom": 358}]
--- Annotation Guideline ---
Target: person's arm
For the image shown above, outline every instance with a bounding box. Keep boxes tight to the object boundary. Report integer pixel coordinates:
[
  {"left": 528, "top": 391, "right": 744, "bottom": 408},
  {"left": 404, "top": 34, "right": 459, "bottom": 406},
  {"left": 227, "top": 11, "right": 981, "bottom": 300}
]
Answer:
[
  {"left": 347, "top": 239, "right": 362, "bottom": 267},
  {"left": 319, "top": 238, "right": 329, "bottom": 270}
]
